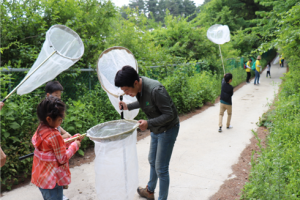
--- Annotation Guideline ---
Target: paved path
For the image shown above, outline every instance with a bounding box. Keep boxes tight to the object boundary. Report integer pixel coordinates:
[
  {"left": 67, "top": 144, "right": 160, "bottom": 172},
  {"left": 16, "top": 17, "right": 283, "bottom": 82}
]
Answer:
[{"left": 1, "top": 64, "right": 285, "bottom": 200}]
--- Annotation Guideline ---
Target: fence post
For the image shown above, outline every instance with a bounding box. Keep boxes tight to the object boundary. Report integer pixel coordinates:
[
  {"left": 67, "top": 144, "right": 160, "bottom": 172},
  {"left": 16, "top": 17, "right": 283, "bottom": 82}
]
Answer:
[
  {"left": 88, "top": 65, "right": 91, "bottom": 91},
  {"left": 8, "top": 66, "right": 12, "bottom": 92}
]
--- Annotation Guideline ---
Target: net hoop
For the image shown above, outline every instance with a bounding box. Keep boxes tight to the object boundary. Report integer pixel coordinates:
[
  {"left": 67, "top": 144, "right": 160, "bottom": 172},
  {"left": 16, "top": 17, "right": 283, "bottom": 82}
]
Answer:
[
  {"left": 206, "top": 24, "right": 230, "bottom": 45},
  {"left": 96, "top": 46, "right": 138, "bottom": 98},
  {"left": 47, "top": 24, "right": 84, "bottom": 61},
  {"left": 87, "top": 119, "right": 139, "bottom": 142}
]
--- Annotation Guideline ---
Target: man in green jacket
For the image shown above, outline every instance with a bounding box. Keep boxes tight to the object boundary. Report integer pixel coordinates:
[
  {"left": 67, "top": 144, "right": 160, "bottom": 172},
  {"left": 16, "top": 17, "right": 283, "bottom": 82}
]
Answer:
[{"left": 115, "top": 65, "right": 180, "bottom": 200}]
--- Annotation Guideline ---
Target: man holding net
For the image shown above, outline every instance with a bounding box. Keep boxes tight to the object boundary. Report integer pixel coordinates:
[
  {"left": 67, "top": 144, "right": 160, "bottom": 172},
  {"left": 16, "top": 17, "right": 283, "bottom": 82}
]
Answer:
[{"left": 115, "top": 66, "right": 180, "bottom": 200}]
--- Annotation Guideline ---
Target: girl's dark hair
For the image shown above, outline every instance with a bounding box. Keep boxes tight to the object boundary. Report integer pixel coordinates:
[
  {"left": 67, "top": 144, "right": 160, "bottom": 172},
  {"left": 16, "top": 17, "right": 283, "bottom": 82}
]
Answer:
[
  {"left": 45, "top": 81, "right": 63, "bottom": 94},
  {"left": 37, "top": 96, "right": 65, "bottom": 125},
  {"left": 115, "top": 65, "right": 139, "bottom": 88}
]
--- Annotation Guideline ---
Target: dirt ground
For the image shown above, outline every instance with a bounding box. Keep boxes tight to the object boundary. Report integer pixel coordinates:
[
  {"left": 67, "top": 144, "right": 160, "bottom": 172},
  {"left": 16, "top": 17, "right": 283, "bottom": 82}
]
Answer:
[{"left": 209, "top": 126, "right": 268, "bottom": 200}]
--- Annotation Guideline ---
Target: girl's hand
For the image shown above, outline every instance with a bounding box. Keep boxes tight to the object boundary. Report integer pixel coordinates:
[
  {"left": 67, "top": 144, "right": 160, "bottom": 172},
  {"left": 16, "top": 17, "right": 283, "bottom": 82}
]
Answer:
[
  {"left": 62, "top": 132, "right": 71, "bottom": 139},
  {"left": 77, "top": 134, "right": 84, "bottom": 142},
  {"left": 75, "top": 140, "right": 81, "bottom": 148}
]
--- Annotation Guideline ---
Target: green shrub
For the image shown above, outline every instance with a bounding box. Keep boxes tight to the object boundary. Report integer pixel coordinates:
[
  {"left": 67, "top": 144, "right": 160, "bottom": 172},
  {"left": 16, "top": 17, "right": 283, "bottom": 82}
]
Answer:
[
  {"left": 241, "top": 63, "right": 300, "bottom": 199},
  {"left": 161, "top": 66, "right": 220, "bottom": 114},
  {"left": 0, "top": 93, "right": 42, "bottom": 190}
]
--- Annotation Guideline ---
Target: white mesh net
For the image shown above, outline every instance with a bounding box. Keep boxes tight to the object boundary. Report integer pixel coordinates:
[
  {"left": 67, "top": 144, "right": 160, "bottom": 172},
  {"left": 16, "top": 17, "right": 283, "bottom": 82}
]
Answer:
[
  {"left": 87, "top": 120, "right": 138, "bottom": 142},
  {"left": 95, "top": 47, "right": 139, "bottom": 200},
  {"left": 94, "top": 131, "right": 138, "bottom": 200},
  {"left": 97, "top": 47, "right": 139, "bottom": 120},
  {"left": 17, "top": 25, "right": 84, "bottom": 95},
  {"left": 207, "top": 24, "right": 231, "bottom": 45}
]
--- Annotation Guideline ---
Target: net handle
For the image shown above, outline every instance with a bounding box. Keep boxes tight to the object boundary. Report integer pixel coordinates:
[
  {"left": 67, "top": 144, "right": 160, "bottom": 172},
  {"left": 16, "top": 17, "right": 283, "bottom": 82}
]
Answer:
[
  {"left": 219, "top": 45, "right": 225, "bottom": 74},
  {"left": 96, "top": 46, "right": 138, "bottom": 98},
  {"left": 19, "top": 132, "right": 86, "bottom": 160}
]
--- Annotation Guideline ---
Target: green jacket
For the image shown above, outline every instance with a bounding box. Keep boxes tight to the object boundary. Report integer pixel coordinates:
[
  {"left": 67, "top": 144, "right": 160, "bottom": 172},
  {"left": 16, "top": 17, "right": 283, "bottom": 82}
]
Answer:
[{"left": 127, "top": 76, "right": 179, "bottom": 134}]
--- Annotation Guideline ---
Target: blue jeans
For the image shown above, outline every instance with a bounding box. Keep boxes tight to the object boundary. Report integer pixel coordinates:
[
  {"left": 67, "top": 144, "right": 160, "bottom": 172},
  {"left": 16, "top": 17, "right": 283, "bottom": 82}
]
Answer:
[
  {"left": 39, "top": 184, "right": 63, "bottom": 200},
  {"left": 147, "top": 123, "right": 180, "bottom": 200},
  {"left": 254, "top": 70, "right": 260, "bottom": 84}
]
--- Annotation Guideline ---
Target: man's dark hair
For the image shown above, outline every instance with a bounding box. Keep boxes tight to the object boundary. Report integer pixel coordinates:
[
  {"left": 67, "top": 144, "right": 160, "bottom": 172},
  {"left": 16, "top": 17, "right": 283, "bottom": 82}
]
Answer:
[
  {"left": 45, "top": 81, "right": 63, "bottom": 94},
  {"left": 225, "top": 73, "right": 233, "bottom": 83},
  {"left": 115, "top": 65, "right": 139, "bottom": 88},
  {"left": 37, "top": 96, "right": 65, "bottom": 125},
  {"left": 249, "top": 58, "right": 252, "bottom": 61}
]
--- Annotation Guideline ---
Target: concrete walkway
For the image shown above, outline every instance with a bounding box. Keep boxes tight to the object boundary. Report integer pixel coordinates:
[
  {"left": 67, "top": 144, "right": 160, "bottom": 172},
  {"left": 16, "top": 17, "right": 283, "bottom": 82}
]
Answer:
[{"left": 1, "top": 64, "right": 285, "bottom": 200}]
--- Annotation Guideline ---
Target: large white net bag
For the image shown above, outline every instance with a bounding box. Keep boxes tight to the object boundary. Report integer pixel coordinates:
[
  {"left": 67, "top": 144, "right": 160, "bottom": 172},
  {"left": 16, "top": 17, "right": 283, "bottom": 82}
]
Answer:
[
  {"left": 97, "top": 46, "right": 139, "bottom": 120},
  {"left": 94, "top": 131, "right": 138, "bottom": 200},
  {"left": 207, "top": 24, "right": 230, "bottom": 45},
  {"left": 17, "top": 25, "right": 84, "bottom": 95},
  {"left": 89, "top": 120, "right": 139, "bottom": 200},
  {"left": 94, "top": 46, "right": 140, "bottom": 200}
]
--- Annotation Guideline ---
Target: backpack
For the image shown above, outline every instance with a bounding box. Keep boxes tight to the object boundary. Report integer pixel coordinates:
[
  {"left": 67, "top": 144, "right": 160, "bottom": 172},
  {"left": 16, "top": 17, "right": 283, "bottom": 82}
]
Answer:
[
  {"left": 251, "top": 61, "right": 256, "bottom": 71},
  {"left": 244, "top": 63, "right": 247, "bottom": 69}
]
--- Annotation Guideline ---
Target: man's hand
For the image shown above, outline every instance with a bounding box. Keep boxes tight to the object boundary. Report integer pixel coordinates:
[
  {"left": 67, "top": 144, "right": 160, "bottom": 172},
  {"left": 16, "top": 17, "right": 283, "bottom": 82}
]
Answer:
[
  {"left": 138, "top": 120, "right": 148, "bottom": 131},
  {"left": 119, "top": 101, "right": 128, "bottom": 110}
]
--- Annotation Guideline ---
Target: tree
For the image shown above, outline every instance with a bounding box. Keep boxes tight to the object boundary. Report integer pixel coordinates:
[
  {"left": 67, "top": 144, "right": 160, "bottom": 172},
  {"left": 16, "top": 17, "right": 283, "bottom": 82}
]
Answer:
[
  {"left": 183, "top": 0, "right": 196, "bottom": 21},
  {"left": 0, "top": 0, "right": 117, "bottom": 68},
  {"left": 156, "top": 0, "right": 167, "bottom": 22},
  {"left": 146, "top": 0, "right": 158, "bottom": 20},
  {"left": 120, "top": 5, "right": 129, "bottom": 19},
  {"left": 129, "top": 0, "right": 146, "bottom": 14}
]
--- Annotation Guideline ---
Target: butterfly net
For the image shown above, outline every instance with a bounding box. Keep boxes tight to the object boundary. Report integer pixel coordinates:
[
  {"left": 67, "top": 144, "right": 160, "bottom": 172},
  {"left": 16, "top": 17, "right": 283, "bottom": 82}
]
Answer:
[
  {"left": 93, "top": 47, "right": 139, "bottom": 200},
  {"left": 17, "top": 25, "right": 84, "bottom": 95},
  {"left": 207, "top": 24, "right": 230, "bottom": 45}
]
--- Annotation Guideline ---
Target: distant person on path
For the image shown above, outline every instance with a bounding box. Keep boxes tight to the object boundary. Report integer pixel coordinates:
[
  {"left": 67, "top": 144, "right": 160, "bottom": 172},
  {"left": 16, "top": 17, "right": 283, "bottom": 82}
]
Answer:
[
  {"left": 0, "top": 102, "right": 7, "bottom": 167},
  {"left": 280, "top": 54, "right": 284, "bottom": 67},
  {"left": 219, "top": 73, "right": 234, "bottom": 132},
  {"left": 115, "top": 66, "right": 180, "bottom": 200},
  {"left": 246, "top": 58, "right": 252, "bottom": 83},
  {"left": 266, "top": 62, "right": 271, "bottom": 78},
  {"left": 254, "top": 55, "right": 262, "bottom": 85}
]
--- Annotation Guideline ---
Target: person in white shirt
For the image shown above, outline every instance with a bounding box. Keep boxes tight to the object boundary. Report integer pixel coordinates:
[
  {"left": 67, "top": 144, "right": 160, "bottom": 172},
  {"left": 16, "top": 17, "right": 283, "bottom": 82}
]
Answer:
[{"left": 266, "top": 62, "right": 271, "bottom": 78}]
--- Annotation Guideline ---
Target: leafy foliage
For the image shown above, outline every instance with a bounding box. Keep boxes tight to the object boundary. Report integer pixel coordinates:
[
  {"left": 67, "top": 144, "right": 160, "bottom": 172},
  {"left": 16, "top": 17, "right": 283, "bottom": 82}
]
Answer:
[
  {"left": 127, "top": 0, "right": 197, "bottom": 23},
  {"left": 1, "top": 0, "right": 117, "bottom": 69},
  {"left": 241, "top": 1, "right": 300, "bottom": 198}
]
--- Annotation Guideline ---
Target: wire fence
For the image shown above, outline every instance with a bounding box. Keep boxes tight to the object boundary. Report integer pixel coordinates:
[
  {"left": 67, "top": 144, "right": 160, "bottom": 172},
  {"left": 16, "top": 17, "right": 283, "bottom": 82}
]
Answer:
[
  {"left": 1, "top": 61, "right": 242, "bottom": 99},
  {"left": 1, "top": 49, "right": 276, "bottom": 101}
]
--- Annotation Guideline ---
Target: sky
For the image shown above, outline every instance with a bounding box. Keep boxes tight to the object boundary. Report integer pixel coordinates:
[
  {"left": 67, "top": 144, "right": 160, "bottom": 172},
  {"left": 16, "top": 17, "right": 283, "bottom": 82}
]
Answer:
[{"left": 110, "top": 0, "right": 205, "bottom": 8}]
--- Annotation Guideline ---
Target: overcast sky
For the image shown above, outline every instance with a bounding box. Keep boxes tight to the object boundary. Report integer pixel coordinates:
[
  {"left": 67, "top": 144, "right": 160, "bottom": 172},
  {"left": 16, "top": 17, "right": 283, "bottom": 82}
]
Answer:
[{"left": 110, "top": 0, "right": 205, "bottom": 8}]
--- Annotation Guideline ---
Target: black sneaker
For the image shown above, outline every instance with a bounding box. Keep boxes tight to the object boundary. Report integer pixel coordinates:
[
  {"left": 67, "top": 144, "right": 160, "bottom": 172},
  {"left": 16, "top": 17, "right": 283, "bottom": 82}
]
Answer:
[{"left": 218, "top": 127, "right": 222, "bottom": 132}]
